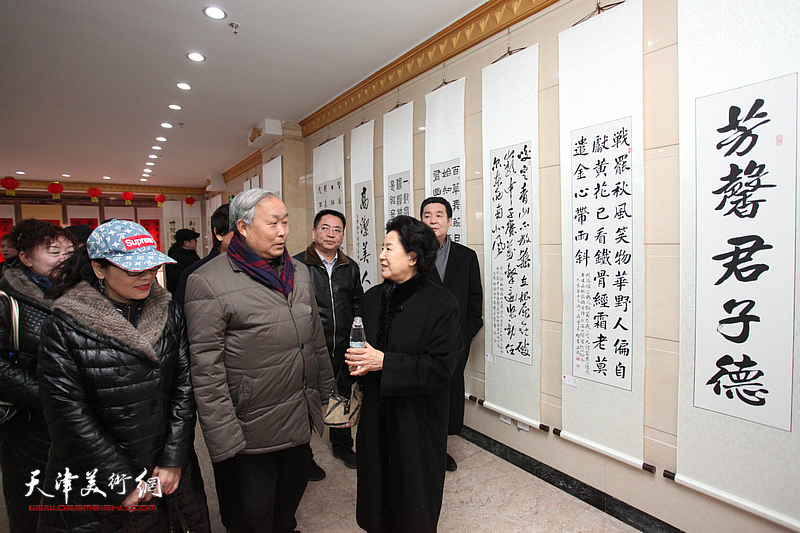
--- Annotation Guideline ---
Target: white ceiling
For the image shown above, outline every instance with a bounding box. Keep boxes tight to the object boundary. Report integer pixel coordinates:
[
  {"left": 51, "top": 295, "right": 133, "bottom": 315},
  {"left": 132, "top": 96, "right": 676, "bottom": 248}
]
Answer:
[{"left": 0, "top": 0, "right": 484, "bottom": 189}]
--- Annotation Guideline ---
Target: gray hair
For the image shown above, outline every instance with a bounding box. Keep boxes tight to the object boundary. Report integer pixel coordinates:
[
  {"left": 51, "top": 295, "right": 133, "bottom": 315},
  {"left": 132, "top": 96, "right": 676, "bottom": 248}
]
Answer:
[{"left": 229, "top": 188, "right": 281, "bottom": 233}]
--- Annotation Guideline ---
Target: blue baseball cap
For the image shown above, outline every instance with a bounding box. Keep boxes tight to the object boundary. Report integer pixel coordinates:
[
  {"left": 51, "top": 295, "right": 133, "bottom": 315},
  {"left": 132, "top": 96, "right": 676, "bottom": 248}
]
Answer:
[{"left": 86, "top": 220, "right": 176, "bottom": 272}]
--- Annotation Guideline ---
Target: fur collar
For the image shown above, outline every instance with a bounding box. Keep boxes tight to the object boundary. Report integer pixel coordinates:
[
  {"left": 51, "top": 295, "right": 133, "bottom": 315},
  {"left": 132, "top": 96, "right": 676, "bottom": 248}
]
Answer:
[
  {"left": 53, "top": 281, "right": 172, "bottom": 362},
  {"left": 2, "top": 267, "right": 52, "bottom": 308},
  {"left": 302, "top": 241, "right": 350, "bottom": 268}
]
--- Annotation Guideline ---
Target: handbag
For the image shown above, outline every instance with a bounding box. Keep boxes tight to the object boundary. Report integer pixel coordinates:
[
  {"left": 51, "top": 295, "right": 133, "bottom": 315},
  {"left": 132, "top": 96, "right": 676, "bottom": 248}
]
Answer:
[
  {"left": 323, "top": 366, "right": 363, "bottom": 428},
  {"left": 0, "top": 289, "right": 28, "bottom": 429},
  {"left": 168, "top": 494, "right": 192, "bottom": 533}
]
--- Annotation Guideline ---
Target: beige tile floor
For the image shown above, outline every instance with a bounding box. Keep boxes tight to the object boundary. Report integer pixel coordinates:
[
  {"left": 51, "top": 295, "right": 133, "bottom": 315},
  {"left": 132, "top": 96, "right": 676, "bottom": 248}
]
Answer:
[{"left": 0, "top": 426, "right": 639, "bottom": 533}]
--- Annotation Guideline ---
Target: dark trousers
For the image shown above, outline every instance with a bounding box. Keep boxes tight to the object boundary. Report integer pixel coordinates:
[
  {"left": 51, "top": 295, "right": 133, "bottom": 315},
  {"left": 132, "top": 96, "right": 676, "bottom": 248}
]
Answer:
[
  {"left": 0, "top": 410, "right": 49, "bottom": 533},
  {"left": 212, "top": 443, "right": 310, "bottom": 533}
]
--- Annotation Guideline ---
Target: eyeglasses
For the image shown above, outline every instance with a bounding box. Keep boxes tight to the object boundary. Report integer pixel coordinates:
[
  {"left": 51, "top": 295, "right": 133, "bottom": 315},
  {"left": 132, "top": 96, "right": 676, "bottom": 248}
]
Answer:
[
  {"left": 113, "top": 264, "right": 161, "bottom": 277},
  {"left": 317, "top": 225, "right": 343, "bottom": 235}
]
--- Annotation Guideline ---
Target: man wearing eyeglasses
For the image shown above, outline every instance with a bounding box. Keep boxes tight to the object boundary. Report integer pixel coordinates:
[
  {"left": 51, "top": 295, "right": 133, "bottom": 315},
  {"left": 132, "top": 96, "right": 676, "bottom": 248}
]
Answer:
[{"left": 294, "top": 209, "right": 363, "bottom": 479}]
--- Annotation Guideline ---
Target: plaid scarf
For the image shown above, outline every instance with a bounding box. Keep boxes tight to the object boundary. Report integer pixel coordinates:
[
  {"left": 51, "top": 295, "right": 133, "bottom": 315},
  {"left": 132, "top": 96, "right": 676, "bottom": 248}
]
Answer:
[{"left": 226, "top": 234, "right": 294, "bottom": 297}]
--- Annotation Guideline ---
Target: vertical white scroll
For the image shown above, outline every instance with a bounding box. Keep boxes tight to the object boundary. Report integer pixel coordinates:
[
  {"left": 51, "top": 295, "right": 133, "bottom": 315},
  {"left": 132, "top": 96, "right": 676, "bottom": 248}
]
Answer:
[
  {"left": 383, "top": 103, "right": 414, "bottom": 222},
  {"left": 482, "top": 45, "right": 541, "bottom": 422},
  {"left": 262, "top": 156, "right": 282, "bottom": 198},
  {"left": 695, "top": 75, "right": 796, "bottom": 430},
  {"left": 570, "top": 117, "right": 635, "bottom": 391},
  {"left": 313, "top": 135, "right": 346, "bottom": 213},
  {"left": 350, "top": 120, "right": 378, "bottom": 289},
  {"left": 425, "top": 78, "right": 466, "bottom": 242},
  {"left": 678, "top": 1, "right": 800, "bottom": 528},
  {"left": 559, "top": 0, "right": 645, "bottom": 462},
  {"left": 161, "top": 200, "right": 183, "bottom": 250}
]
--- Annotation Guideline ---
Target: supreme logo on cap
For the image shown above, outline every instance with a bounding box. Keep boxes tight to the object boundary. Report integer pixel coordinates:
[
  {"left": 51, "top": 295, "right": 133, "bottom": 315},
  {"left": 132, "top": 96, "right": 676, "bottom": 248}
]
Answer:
[{"left": 122, "top": 234, "right": 156, "bottom": 250}]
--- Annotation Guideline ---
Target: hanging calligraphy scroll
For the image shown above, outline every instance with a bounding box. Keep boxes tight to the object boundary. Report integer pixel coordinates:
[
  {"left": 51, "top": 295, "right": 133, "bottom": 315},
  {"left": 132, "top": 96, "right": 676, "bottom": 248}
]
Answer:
[
  {"left": 559, "top": 0, "right": 645, "bottom": 464},
  {"left": 262, "top": 156, "right": 282, "bottom": 198},
  {"left": 313, "top": 135, "right": 346, "bottom": 249},
  {"left": 426, "top": 78, "right": 466, "bottom": 242},
  {"left": 695, "top": 75, "right": 796, "bottom": 430},
  {"left": 489, "top": 143, "right": 534, "bottom": 365},
  {"left": 161, "top": 201, "right": 183, "bottom": 250},
  {"left": 678, "top": 2, "right": 800, "bottom": 527},
  {"left": 482, "top": 44, "right": 541, "bottom": 423},
  {"left": 315, "top": 177, "right": 344, "bottom": 211},
  {"left": 570, "top": 117, "right": 634, "bottom": 390},
  {"left": 350, "top": 120, "right": 378, "bottom": 289},
  {"left": 383, "top": 103, "right": 414, "bottom": 226}
]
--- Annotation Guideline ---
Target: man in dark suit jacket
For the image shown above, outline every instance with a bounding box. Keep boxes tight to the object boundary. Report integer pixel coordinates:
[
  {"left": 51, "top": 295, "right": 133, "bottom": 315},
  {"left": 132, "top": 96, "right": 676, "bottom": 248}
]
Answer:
[{"left": 421, "top": 196, "right": 483, "bottom": 472}]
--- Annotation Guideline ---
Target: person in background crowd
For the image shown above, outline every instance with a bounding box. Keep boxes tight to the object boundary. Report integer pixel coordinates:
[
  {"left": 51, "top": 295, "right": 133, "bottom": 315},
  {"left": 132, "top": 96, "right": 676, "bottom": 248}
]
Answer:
[
  {"left": 294, "top": 209, "right": 364, "bottom": 478},
  {"left": 420, "top": 196, "right": 484, "bottom": 472},
  {"left": 166, "top": 228, "right": 200, "bottom": 293},
  {"left": 64, "top": 224, "right": 93, "bottom": 247},
  {"left": 38, "top": 220, "right": 210, "bottom": 532},
  {"left": 0, "top": 219, "right": 75, "bottom": 532},
  {"left": 174, "top": 204, "right": 232, "bottom": 307},
  {"left": 346, "top": 215, "right": 462, "bottom": 533},
  {"left": 0, "top": 233, "right": 19, "bottom": 272},
  {"left": 185, "top": 189, "right": 334, "bottom": 533}
]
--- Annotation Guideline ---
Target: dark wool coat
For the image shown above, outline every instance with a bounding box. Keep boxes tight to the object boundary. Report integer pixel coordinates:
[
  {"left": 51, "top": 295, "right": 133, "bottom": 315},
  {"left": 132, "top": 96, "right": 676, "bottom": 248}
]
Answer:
[
  {"left": 0, "top": 267, "right": 54, "bottom": 532},
  {"left": 430, "top": 240, "right": 484, "bottom": 435},
  {"left": 165, "top": 244, "right": 200, "bottom": 294},
  {"left": 356, "top": 275, "right": 462, "bottom": 533},
  {"left": 37, "top": 282, "right": 210, "bottom": 533}
]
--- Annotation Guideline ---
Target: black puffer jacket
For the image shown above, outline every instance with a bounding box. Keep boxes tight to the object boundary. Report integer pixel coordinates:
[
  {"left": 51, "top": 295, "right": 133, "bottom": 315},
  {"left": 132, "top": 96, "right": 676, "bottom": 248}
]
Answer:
[
  {"left": 37, "top": 281, "right": 208, "bottom": 532},
  {"left": 0, "top": 267, "right": 52, "bottom": 409},
  {"left": 294, "top": 243, "right": 364, "bottom": 360},
  {"left": 0, "top": 267, "right": 55, "bottom": 532}
]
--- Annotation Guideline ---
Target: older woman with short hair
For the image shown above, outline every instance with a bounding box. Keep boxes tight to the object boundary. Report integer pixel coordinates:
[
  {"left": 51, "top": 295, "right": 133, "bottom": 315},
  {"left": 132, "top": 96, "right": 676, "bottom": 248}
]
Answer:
[
  {"left": 0, "top": 219, "right": 75, "bottom": 532},
  {"left": 346, "top": 215, "right": 463, "bottom": 533}
]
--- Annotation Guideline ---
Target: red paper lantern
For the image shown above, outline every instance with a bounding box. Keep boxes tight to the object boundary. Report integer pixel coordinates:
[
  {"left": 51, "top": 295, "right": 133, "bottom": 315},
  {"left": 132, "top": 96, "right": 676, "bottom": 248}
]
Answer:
[
  {"left": 185, "top": 196, "right": 195, "bottom": 208},
  {"left": 47, "top": 182, "right": 64, "bottom": 200},
  {"left": 121, "top": 191, "right": 135, "bottom": 205},
  {"left": 1, "top": 176, "right": 20, "bottom": 196},
  {"left": 154, "top": 194, "right": 166, "bottom": 207},
  {"left": 87, "top": 187, "right": 102, "bottom": 203}
]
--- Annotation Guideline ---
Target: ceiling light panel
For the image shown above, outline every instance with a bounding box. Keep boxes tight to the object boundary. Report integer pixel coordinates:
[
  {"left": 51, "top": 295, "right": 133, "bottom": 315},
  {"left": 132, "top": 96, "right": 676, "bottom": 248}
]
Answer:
[{"left": 203, "top": 6, "right": 226, "bottom": 19}]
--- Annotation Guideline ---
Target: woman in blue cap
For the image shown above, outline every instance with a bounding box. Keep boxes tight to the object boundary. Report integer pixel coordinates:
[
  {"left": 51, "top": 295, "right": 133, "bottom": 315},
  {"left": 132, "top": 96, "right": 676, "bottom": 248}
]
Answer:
[{"left": 37, "top": 220, "right": 210, "bottom": 533}]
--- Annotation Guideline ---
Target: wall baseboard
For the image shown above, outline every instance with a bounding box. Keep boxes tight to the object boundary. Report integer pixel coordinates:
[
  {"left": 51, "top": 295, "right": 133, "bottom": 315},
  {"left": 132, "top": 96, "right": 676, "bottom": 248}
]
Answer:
[{"left": 460, "top": 426, "right": 683, "bottom": 533}]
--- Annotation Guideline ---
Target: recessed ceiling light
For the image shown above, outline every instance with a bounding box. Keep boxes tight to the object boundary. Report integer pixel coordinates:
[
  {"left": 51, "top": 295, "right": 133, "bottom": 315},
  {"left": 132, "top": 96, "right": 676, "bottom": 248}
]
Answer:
[
  {"left": 418, "top": 126, "right": 426, "bottom": 131},
  {"left": 168, "top": 104, "right": 182, "bottom": 110},
  {"left": 62, "top": 174, "right": 70, "bottom": 178},
  {"left": 103, "top": 176, "right": 111, "bottom": 180},
  {"left": 187, "top": 52, "right": 205, "bottom": 62},
  {"left": 176, "top": 82, "right": 191, "bottom": 91},
  {"left": 204, "top": 6, "right": 227, "bottom": 19},
  {"left": 146, "top": 162, "right": 155, "bottom": 166},
  {"left": 155, "top": 137, "right": 167, "bottom": 142},
  {"left": 140, "top": 178, "right": 148, "bottom": 182},
  {"left": 160, "top": 123, "right": 173, "bottom": 129},
  {"left": 149, "top": 154, "right": 158, "bottom": 159},
  {"left": 143, "top": 169, "right": 152, "bottom": 173},
  {"left": 152, "top": 146, "right": 162, "bottom": 150},
  {"left": 15, "top": 171, "right": 24, "bottom": 175}
]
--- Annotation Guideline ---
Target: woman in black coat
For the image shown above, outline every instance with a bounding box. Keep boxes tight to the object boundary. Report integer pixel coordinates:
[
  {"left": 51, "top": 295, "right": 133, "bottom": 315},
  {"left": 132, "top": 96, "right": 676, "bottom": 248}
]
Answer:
[
  {"left": 345, "top": 216, "right": 463, "bottom": 533},
  {"left": 37, "top": 220, "right": 210, "bottom": 532},
  {"left": 0, "top": 220, "right": 75, "bottom": 532}
]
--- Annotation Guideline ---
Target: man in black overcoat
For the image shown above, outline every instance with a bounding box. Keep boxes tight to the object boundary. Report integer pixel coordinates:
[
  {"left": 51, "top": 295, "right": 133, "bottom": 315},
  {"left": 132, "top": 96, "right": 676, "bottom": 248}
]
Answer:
[{"left": 421, "top": 196, "right": 484, "bottom": 472}]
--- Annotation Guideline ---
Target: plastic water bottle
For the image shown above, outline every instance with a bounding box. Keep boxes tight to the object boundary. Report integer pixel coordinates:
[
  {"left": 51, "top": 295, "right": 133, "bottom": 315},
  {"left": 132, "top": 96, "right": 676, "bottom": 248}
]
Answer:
[{"left": 350, "top": 317, "right": 366, "bottom": 348}]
